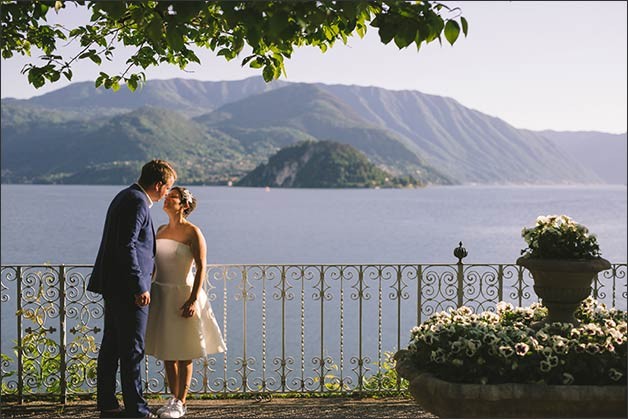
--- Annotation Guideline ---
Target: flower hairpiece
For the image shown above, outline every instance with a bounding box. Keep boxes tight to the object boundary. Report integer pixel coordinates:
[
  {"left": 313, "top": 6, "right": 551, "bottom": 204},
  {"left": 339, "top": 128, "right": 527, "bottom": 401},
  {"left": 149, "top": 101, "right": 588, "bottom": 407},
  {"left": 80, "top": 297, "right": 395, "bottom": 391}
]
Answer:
[{"left": 181, "top": 189, "right": 194, "bottom": 205}]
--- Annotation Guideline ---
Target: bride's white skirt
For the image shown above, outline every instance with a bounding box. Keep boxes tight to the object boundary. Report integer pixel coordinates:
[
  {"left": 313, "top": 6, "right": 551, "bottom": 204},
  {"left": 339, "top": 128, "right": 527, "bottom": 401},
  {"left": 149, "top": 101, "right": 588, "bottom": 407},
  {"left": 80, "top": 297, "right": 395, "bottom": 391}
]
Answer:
[{"left": 145, "top": 281, "right": 227, "bottom": 361}]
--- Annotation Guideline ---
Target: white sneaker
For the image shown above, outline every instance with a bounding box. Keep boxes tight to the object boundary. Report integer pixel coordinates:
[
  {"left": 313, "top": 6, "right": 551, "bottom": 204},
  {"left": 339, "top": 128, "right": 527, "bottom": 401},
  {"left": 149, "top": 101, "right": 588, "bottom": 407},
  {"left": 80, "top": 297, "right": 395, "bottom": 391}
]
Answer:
[
  {"left": 160, "top": 399, "right": 186, "bottom": 418},
  {"left": 156, "top": 397, "right": 176, "bottom": 415}
]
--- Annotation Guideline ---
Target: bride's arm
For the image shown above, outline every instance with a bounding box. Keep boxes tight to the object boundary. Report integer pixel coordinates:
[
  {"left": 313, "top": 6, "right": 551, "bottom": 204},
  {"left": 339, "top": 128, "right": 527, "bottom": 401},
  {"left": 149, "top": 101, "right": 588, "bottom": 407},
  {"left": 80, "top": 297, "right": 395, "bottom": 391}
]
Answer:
[{"left": 181, "top": 225, "right": 207, "bottom": 318}]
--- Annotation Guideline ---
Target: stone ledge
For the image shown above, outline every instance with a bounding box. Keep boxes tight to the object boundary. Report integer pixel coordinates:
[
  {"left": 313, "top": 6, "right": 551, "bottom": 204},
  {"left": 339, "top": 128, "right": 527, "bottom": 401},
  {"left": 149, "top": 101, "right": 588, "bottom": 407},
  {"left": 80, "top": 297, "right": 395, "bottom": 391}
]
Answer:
[{"left": 407, "top": 372, "right": 627, "bottom": 418}]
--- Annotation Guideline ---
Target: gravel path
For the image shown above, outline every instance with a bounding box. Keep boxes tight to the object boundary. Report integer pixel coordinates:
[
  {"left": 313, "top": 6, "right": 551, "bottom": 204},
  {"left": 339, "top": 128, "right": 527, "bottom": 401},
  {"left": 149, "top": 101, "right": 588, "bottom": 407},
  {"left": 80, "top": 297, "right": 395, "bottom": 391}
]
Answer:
[{"left": 1, "top": 397, "right": 438, "bottom": 418}]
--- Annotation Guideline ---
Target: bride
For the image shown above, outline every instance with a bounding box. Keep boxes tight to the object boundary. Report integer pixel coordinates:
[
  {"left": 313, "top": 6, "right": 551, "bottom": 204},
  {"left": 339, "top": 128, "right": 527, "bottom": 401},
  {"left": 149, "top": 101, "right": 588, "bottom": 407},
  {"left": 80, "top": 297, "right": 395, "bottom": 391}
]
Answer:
[{"left": 145, "top": 187, "right": 226, "bottom": 418}]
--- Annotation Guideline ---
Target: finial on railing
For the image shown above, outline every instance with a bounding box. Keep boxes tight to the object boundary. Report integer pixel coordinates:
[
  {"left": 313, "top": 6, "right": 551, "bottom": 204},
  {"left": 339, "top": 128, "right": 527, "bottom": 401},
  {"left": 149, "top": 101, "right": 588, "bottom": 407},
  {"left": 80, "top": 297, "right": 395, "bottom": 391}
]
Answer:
[{"left": 454, "top": 241, "right": 468, "bottom": 264}]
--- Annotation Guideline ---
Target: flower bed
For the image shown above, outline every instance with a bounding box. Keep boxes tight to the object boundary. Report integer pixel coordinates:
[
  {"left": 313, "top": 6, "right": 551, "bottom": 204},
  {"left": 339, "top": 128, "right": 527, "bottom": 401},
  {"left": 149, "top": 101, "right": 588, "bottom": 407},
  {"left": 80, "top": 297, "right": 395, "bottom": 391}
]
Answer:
[
  {"left": 394, "top": 298, "right": 627, "bottom": 417},
  {"left": 399, "top": 298, "right": 626, "bottom": 386}
]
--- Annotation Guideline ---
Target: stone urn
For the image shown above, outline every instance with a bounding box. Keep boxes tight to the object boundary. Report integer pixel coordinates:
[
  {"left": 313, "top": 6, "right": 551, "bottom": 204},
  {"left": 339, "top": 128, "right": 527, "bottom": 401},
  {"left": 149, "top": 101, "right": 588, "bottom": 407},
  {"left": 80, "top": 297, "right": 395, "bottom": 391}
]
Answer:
[
  {"left": 516, "top": 256, "right": 611, "bottom": 326},
  {"left": 394, "top": 349, "right": 627, "bottom": 418}
]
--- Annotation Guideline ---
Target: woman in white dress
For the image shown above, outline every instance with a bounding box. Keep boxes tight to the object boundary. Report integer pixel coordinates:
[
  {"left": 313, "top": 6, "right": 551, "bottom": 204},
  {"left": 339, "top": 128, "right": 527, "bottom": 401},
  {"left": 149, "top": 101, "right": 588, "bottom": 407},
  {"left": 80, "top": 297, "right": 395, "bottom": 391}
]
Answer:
[{"left": 145, "top": 187, "right": 226, "bottom": 418}]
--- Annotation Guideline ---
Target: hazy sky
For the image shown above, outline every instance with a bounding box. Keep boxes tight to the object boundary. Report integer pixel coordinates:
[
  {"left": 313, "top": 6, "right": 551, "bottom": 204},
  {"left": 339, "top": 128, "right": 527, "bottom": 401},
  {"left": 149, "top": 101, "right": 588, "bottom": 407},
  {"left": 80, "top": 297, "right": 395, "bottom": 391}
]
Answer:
[{"left": 1, "top": 1, "right": 626, "bottom": 133}]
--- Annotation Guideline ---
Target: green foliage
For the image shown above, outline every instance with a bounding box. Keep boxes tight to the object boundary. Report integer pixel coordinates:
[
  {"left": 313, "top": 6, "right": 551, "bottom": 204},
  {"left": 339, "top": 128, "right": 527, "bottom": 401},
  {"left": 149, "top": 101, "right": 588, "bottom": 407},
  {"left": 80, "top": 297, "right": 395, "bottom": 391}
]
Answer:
[
  {"left": 2, "top": 291, "right": 98, "bottom": 396},
  {"left": 2, "top": 326, "right": 97, "bottom": 395},
  {"left": 307, "top": 351, "right": 407, "bottom": 394},
  {"left": 1, "top": 352, "right": 15, "bottom": 394},
  {"left": 237, "top": 140, "right": 423, "bottom": 188},
  {"left": 1, "top": 105, "right": 257, "bottom": 185},
  {"left": 520, "top": 215, "right": 602, "bottom": 259},
  {"left": 1, "top": 1, "right": 468, "bottom": 89},
  {"left": 312, "top": 363, "right": 353, "bottom": 392},
  {"left": 361, "top": 351, "right": 408, "bottom": 393}
]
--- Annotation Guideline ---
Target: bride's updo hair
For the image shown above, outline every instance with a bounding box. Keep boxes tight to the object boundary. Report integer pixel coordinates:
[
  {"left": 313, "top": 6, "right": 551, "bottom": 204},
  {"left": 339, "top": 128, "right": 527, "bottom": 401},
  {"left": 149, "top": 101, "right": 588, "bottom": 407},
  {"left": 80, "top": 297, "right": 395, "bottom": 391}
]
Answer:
[{"left": 172, "top": 186, "right": 197, "bottom": 217}]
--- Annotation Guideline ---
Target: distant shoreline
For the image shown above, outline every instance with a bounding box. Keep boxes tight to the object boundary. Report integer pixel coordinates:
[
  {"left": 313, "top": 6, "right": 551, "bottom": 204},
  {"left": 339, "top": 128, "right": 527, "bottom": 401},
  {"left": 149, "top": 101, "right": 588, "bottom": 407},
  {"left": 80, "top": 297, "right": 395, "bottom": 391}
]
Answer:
[{"left": 1, "top": 182, "right": 626, "bottom": 188}]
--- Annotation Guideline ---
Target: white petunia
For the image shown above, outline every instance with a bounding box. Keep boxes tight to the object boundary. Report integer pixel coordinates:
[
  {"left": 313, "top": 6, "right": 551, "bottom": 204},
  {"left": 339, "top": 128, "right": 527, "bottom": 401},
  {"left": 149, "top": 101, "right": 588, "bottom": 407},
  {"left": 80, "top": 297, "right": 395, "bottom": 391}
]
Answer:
[
  {"left": 515, "top": 342, "right": 529, "bottom": 356},
  {"left": 498, "top": 345, "right": 514, "bottom": 358}
]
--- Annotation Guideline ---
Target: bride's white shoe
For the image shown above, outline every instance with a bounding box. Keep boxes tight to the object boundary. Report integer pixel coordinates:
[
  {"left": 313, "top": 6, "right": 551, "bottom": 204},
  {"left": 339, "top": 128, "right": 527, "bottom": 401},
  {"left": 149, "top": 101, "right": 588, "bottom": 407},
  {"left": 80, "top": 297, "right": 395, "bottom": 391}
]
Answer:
[
  {"left": 160, "top": 399, "right": 186, "bottom": 418},
  {"left": 156, "top": 398, "right": 176, "bottom": 416}
]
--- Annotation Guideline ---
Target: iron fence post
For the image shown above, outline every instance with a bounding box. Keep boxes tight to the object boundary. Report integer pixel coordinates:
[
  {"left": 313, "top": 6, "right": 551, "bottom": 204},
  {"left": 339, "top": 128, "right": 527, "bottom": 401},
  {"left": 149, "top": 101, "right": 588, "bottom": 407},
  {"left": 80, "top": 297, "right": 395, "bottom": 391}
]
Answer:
[
  {"left": 518, "top": 265, "right": 525, "bottom": 307},
  {"left": 59, "top": 265, "right": 67, "bottom": 404},
  {"left": 16, "top": 266, "right": 23, "bottom": 404},
  {"left": 357, "top": 265, "right": 364, "bottom": 393},
  {"left": 454, "top": 242, "right": 468, "bottom": 308},
  {"left": 498, "top": 265, "right": 504, "bottom": 302}
]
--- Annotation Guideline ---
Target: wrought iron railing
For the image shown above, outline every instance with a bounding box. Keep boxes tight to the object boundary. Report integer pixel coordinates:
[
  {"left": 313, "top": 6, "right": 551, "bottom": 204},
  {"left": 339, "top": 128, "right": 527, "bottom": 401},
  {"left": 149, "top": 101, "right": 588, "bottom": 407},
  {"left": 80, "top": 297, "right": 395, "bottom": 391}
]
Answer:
[{"left": 1, "top": 249, "right": 626, "bottom": 402}]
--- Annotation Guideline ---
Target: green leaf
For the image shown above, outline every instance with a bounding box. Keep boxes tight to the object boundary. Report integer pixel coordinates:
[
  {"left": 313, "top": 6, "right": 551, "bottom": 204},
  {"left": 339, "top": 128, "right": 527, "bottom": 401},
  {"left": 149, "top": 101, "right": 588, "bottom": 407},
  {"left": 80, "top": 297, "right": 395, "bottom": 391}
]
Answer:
[
  {"left": 249, "top": 57, "right": 264, "bottom": 69},
  {"left": 127, "top": 77, "right": 138, "bottom": 92},
  {"left": 88, "top": 52, "right": 102, "bottom": 65},
  {"left": 394, "top": 22, "right": 417, "bottom": 49},
  {"left": 27, "top": 68, "right": 45, "bottom": 88},
  {"left": 99, "top": 2, "right": 125, "bottom": 20},
  {"left": 262, "top": 64, "right": 274, "bottom": 82},
  {"left": 461, "top": 17, "right": 469, "bottom": 37},
  {"left": 48, "top": 71, "right": 60, "bottom": 82},
  {"left": 444, "top": 20, "right": 460, "bottom": 45},
  {"left": 217, "top": 48, "right": 231, "bottom": 57},
  {"left": 187, "top": 51, "right": 200, "bottom": 64},
  {"left": 241, "top": 55, "right": 255, "bottom": 66},
  {"left": 146, "top": 15, "right": 163, "bottom": 44},
  {"left": 377, "top": 23, "right": 396, "bottom": 45},
  {"left": 356, "top": 23, "right": 366, "bottom": 38},
  {"left": 166, "top": 24, "right": 185, "bottom": 51},
  {"left": 95, "top": 72, "right": 106, "bottom": 88}
]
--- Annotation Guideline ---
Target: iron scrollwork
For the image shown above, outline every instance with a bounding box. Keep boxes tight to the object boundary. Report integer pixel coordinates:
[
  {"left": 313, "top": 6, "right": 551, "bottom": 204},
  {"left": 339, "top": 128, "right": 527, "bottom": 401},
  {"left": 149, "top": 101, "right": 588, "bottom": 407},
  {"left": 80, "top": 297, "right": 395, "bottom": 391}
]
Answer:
[{"left": 1, "top": 261, "right": 626, "bottom": 400}]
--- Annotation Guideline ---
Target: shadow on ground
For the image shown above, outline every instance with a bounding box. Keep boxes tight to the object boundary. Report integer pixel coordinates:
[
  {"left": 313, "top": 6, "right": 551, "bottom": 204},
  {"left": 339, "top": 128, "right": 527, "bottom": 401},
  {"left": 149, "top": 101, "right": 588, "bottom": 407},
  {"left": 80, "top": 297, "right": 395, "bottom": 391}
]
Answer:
[{"left": 1, "top": 397, "right": 437, "bottom": 418}]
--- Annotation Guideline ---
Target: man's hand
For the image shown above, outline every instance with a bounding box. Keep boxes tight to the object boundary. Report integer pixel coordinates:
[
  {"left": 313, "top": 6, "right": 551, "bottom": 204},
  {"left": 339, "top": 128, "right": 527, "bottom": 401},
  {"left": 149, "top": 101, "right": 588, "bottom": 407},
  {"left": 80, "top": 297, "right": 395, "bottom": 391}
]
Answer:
[{"left": 134, "top": 291, "right": 150, "bottom": 307}]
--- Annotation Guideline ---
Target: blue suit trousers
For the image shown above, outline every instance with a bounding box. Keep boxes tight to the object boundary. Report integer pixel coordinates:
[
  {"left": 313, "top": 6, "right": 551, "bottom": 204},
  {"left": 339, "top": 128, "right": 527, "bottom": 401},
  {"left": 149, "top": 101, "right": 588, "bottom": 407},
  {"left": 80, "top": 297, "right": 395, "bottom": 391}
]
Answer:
[{"left": 96, "top": 296, "right": 149, "bottom": 417}]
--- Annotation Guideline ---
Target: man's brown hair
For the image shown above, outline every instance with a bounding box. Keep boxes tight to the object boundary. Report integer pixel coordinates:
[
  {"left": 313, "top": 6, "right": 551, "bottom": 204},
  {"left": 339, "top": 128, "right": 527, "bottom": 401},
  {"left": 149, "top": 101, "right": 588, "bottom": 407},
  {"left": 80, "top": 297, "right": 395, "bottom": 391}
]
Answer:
[{"left": 138, "top": 160, "right": 177, "bottom": 187}]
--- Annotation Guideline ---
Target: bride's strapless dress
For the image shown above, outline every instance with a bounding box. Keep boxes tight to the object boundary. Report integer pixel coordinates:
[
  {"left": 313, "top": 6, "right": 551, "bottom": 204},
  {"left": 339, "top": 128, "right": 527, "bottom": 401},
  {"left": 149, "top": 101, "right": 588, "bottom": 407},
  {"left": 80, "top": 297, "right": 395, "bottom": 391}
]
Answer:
[{"left": 145, "top": 238, "right": 226, "bottom": 360}]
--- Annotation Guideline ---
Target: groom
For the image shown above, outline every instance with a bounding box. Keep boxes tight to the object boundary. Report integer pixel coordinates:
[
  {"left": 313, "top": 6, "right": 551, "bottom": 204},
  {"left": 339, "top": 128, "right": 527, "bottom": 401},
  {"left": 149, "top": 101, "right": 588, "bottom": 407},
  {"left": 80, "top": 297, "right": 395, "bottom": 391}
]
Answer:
[{"left": 88, "top": 160, "right": 176, "bottom": 418}]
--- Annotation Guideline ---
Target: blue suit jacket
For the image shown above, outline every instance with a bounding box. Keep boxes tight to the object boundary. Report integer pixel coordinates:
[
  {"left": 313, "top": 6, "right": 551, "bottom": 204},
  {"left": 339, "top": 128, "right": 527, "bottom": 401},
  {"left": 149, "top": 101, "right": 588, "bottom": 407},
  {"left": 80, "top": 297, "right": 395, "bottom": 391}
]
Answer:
[{"left": 88, "top": 184, "right": 155, "bottom": 298}]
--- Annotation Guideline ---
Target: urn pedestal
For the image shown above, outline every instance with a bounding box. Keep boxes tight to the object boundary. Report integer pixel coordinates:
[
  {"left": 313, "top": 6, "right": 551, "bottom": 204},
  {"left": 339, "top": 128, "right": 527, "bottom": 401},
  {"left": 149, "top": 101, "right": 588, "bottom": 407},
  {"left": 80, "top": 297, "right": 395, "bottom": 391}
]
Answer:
[{"left": 516, "top": 257, "right": 611, "bottom": 326}]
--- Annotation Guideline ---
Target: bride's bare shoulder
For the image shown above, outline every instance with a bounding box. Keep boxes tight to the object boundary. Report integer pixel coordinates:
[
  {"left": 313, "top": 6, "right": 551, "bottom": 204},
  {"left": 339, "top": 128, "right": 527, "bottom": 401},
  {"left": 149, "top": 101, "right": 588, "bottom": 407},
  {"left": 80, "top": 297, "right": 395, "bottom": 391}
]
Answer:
[{"left": 185, "top": 222, "right": 205, "bottom": 240}]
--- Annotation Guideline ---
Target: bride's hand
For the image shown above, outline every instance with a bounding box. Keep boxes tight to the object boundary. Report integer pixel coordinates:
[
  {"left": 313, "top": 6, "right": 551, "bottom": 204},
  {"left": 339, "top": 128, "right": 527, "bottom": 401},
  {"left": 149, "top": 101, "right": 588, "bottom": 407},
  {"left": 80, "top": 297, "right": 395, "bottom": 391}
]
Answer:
[{"left": 180, "top": 298, "right": 196, "bottom": 318}]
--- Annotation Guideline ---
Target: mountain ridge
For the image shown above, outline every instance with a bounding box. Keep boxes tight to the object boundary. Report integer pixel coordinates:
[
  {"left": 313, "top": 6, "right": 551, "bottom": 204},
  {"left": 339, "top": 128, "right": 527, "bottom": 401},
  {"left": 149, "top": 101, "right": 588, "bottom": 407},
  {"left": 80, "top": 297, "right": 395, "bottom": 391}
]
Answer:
[{"left": 1, "top": 77, "right": 622, "bottom": 186}]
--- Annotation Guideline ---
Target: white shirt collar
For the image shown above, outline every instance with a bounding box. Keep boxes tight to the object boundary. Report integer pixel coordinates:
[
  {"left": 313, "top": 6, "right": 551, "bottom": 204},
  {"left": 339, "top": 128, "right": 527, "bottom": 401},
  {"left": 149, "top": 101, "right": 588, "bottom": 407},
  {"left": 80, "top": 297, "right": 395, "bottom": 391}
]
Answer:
[{"left": 135, "top": 183, "right": 154, "bottom": 208}]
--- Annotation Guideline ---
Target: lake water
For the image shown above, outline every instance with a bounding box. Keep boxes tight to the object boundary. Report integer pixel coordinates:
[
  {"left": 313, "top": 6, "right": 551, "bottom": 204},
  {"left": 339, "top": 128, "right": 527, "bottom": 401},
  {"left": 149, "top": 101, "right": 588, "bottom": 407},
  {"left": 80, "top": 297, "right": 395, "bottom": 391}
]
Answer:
[
  {"left": 1, "top": 184, "right": 626, "bottom": 392},
  {"left": 1, "top": 184, "right": 627, "bottom": 265}
]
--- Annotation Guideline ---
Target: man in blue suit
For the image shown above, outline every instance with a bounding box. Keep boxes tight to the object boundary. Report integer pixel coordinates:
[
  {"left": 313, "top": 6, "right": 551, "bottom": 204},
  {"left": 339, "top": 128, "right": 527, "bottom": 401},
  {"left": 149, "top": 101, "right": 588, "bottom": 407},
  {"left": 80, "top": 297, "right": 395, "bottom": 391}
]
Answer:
[{"left": 88, "top": 160, "right": 176, "bottom": 418}]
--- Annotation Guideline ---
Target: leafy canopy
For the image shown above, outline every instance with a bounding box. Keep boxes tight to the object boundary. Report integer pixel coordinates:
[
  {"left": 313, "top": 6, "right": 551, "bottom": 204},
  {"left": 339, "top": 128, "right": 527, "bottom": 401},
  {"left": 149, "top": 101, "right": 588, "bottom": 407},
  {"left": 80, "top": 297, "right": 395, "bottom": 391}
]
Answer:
[{"left": 1, "top": 1, "right": 468, "bottom": 91}]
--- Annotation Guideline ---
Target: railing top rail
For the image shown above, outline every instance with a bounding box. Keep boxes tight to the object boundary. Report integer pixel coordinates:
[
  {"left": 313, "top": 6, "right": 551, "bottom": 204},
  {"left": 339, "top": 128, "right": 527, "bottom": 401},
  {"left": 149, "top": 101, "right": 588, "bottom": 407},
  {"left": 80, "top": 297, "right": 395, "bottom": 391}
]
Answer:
[
  {"left": 0, "top": 264, "right": 95, "bottom": 268},
  {"left": 2, "top": 262, "right": 626, "bottom": 269}
]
